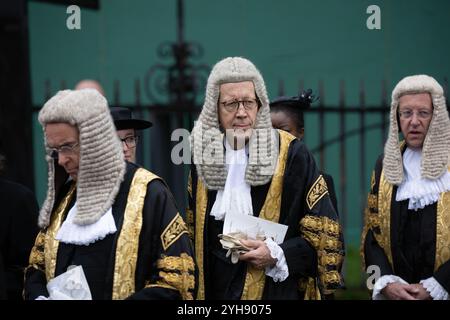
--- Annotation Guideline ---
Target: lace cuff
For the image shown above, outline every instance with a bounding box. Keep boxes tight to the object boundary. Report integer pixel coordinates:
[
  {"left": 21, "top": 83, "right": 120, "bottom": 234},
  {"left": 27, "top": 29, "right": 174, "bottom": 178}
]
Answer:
[
  {"left": 372, "top": 275, "right": 408, "bottom": 300},
  {"left": 420, "top": 277, "right": 449, "bottom": 300},
  {"left": 264, "top": 238, "right": 289, "bottom": 282}
]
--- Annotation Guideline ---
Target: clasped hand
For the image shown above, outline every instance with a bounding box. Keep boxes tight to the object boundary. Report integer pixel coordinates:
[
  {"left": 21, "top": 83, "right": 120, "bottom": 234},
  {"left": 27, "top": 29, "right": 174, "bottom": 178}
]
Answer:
[{"left": 238, "top": 239, "right": 277, "bottom": 270}]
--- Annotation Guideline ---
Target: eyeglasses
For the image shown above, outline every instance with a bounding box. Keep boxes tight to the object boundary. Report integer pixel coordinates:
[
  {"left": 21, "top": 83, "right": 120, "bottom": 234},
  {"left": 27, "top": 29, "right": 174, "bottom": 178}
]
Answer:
[
  {"left": 47, "top": 142, "right": 79, "bottom": 159},
  {"left": 220, "top": 99, "right": 258, "bottom": 113},
  {"left": 120, "top": 136, "right": 139, "bottom": 148},
  {"left": 398, "top": 109, "right": 432, "bottom": 120}
]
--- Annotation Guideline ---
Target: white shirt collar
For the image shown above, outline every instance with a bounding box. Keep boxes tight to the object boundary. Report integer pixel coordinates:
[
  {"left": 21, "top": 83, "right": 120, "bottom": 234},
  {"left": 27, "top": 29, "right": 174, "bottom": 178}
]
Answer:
[
  {"left": 56, "top": 202, "right": 117, "bottom": 245},
  {"left": 210, "top": 139, "right": 253, "bottom": 221},
  {"left": 396, "top": 147, "right": 450, "bottom": 211}
]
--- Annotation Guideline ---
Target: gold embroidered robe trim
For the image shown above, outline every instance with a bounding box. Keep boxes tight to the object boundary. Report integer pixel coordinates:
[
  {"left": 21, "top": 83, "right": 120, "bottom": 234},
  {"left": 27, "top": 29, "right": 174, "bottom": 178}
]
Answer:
[
  {"left": 306, "top": 175, "right": 329, "bottom": 210},
  {"left": 299, "top": 215, "right": 343, "bottom": 295},
  {"left": 186, "top": 173, "right": 195, "bottom": 240},
  {"left": 161, "top": 213, "right": 189, "bottom": 251},
  {"left": 112, "top": 168, "right": 159, "bottom": 300},
  {"left": 154, "top": 253, "right": 195, "bottom": 300},
  {"left": 362, "top": 143, "right": 408, "bottom": 272},
  {"left": 367, "top": 210, "right": 380, "bottom": 228},
  {"left": 241, "top": 130, "right": 295, "bottom": 300},
  {"left": 301, "top": 277, "right": 321, "bottom": 300},
  {"left": 367, "top": 194, "right": 378, "bottom": 211},
  {"left": 28, "top": 231, "right": 46, "bottom": 272},
  {"left": 186, "top": 209, "right": 194, "bottom": 240},
  {"left": 45, "top": 182, "right": 76, "bottom": 281},
  {"left": 157, "top": 271, "right": 195, "bottom": 300},
  {"left": 435, "top": 186, "right": 450, "bottom": 272},
  {"left": 360, "top": 170, "right": 378, "bottom": 271},
  {"left": 300, "top": 215, "right": 340, "bottom": 237},
  {"left": 320, "top": 270, "right": 341, "bottom": 286},
  {"left": 194, "top": 178, "right": 208, "bottom": 300},
  {"left": 375, "top": 170, "right": 394, "bottom": 268},
  {"left": 319, "top": 252, "right": 343, "bottom": 266},
  {"left": 187, "top": 172, "right": 192, "bottom": 199},
  {"left": 370, "top": 170, "right": 376, "bottom": 192},
  {"left": 156, "top": 253, "right": 195, "bottom": 273}
]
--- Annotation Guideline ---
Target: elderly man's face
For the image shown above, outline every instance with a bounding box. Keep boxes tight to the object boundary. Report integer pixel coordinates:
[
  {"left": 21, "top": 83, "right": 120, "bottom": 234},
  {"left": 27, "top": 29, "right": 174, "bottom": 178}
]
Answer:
[
  {"left": 398, "top": 92, "right": 433, "bottom": 149},
  {"left": 45, "top": 123, "right": 80, "bottom": 181},
  {"left": 218, "top": 81, "right": 258, "bottom": 148}
]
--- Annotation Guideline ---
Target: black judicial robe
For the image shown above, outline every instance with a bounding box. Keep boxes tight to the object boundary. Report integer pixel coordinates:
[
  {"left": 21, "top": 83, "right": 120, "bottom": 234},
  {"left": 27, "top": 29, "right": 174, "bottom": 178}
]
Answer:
[
  {"left": 0, "top": 178, "right": 39, "bottom": 300},
  {"left": 24, "top": 163, "right": 195, "bottom": 300},
  {"left": 362, "top": 153, "right": 450, "bottom": 293},
  {"left": 187, "top": 130, "right": 344, "bottom": 300},
  {"left": 298, "top": 136, "right": 338, "bottom": 216},
  {"left": 322, "top": 173, "right": 339, "bottom": 216}
]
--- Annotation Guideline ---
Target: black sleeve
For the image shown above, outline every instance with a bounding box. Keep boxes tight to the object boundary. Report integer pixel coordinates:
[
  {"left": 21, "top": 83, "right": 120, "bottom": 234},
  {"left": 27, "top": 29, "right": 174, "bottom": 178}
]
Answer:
[
  {"left": 24, "top": 267, "right": 49, "bottom": 300},
  {"left": 364, "top": 229, "right": 394, "bottom": 276},
  {"left": 280, "top": 237, "right": 317, "bottom": 278},
  {"left": 23, "top": 182, "right": 75, "bottom": 300},
  {"left": 2, "top": 181, "right": 39, "bottom": 300},
  {"left": 127, "top": 179, "right": 196, "bottom": 300},
  {"left": 0, "top": 253, "right": 6, "bottom": 299},
  {"left": 281, "top": 140, "right": 344, "bottom": 293},
  {"left": 322, "top": 173, "right": 339, "bottom": 215},
  {"left": 23, "top": 231, "right": 49, "bottom": 300}
]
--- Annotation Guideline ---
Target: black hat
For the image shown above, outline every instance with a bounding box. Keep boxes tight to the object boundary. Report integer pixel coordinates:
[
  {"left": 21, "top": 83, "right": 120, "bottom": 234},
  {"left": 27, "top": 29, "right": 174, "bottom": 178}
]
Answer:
[
  {"left": 110, "top": 107, "right": 152, "bottom": 130},
  {"left": 269, "top": 89, "right": 318, "bottom": 109}
]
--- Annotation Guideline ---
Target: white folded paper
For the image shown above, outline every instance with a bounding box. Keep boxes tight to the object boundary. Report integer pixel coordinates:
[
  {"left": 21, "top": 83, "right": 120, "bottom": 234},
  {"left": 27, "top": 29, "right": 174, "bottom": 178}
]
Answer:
[
  {"left": 223, "top": 212, "right": 288, "bottom": 244},
  {"left": 46, "top": 265, "right": 92, "bottom": 300}
]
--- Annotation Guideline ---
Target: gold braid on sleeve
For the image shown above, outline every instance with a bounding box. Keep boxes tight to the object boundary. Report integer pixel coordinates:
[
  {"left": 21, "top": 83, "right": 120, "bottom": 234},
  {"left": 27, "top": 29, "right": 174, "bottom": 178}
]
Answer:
[
  {"left": 146, "top": 253, "right": 195, "bottom": 300},
  {"left": 299, "top": 215, "right": 343, "bottom": 295},
  {"left": 186, "top": 209, "right": 194, "bottom": 241},
  {"left": 27, "top": 230, "right": 46, "bottom": 272}
]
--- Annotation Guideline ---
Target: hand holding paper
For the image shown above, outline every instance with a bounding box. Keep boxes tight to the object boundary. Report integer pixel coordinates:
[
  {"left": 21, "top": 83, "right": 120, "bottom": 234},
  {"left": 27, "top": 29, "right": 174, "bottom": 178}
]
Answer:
[
  {"left": 239, "top": 239, "right": 277, "bottom": 269},
  {"left": 219, "top": 232, "right": 263, "bottom": 263},
  {"left": 219, "top": 212, "right": 288, "bottom": 264}
]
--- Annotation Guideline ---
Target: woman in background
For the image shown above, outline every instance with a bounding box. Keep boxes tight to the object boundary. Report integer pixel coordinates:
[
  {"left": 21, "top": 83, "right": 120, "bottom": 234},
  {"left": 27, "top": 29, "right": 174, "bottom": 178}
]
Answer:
[{"left": 270, "top": 90, "right": 339, "bottom": 214}]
